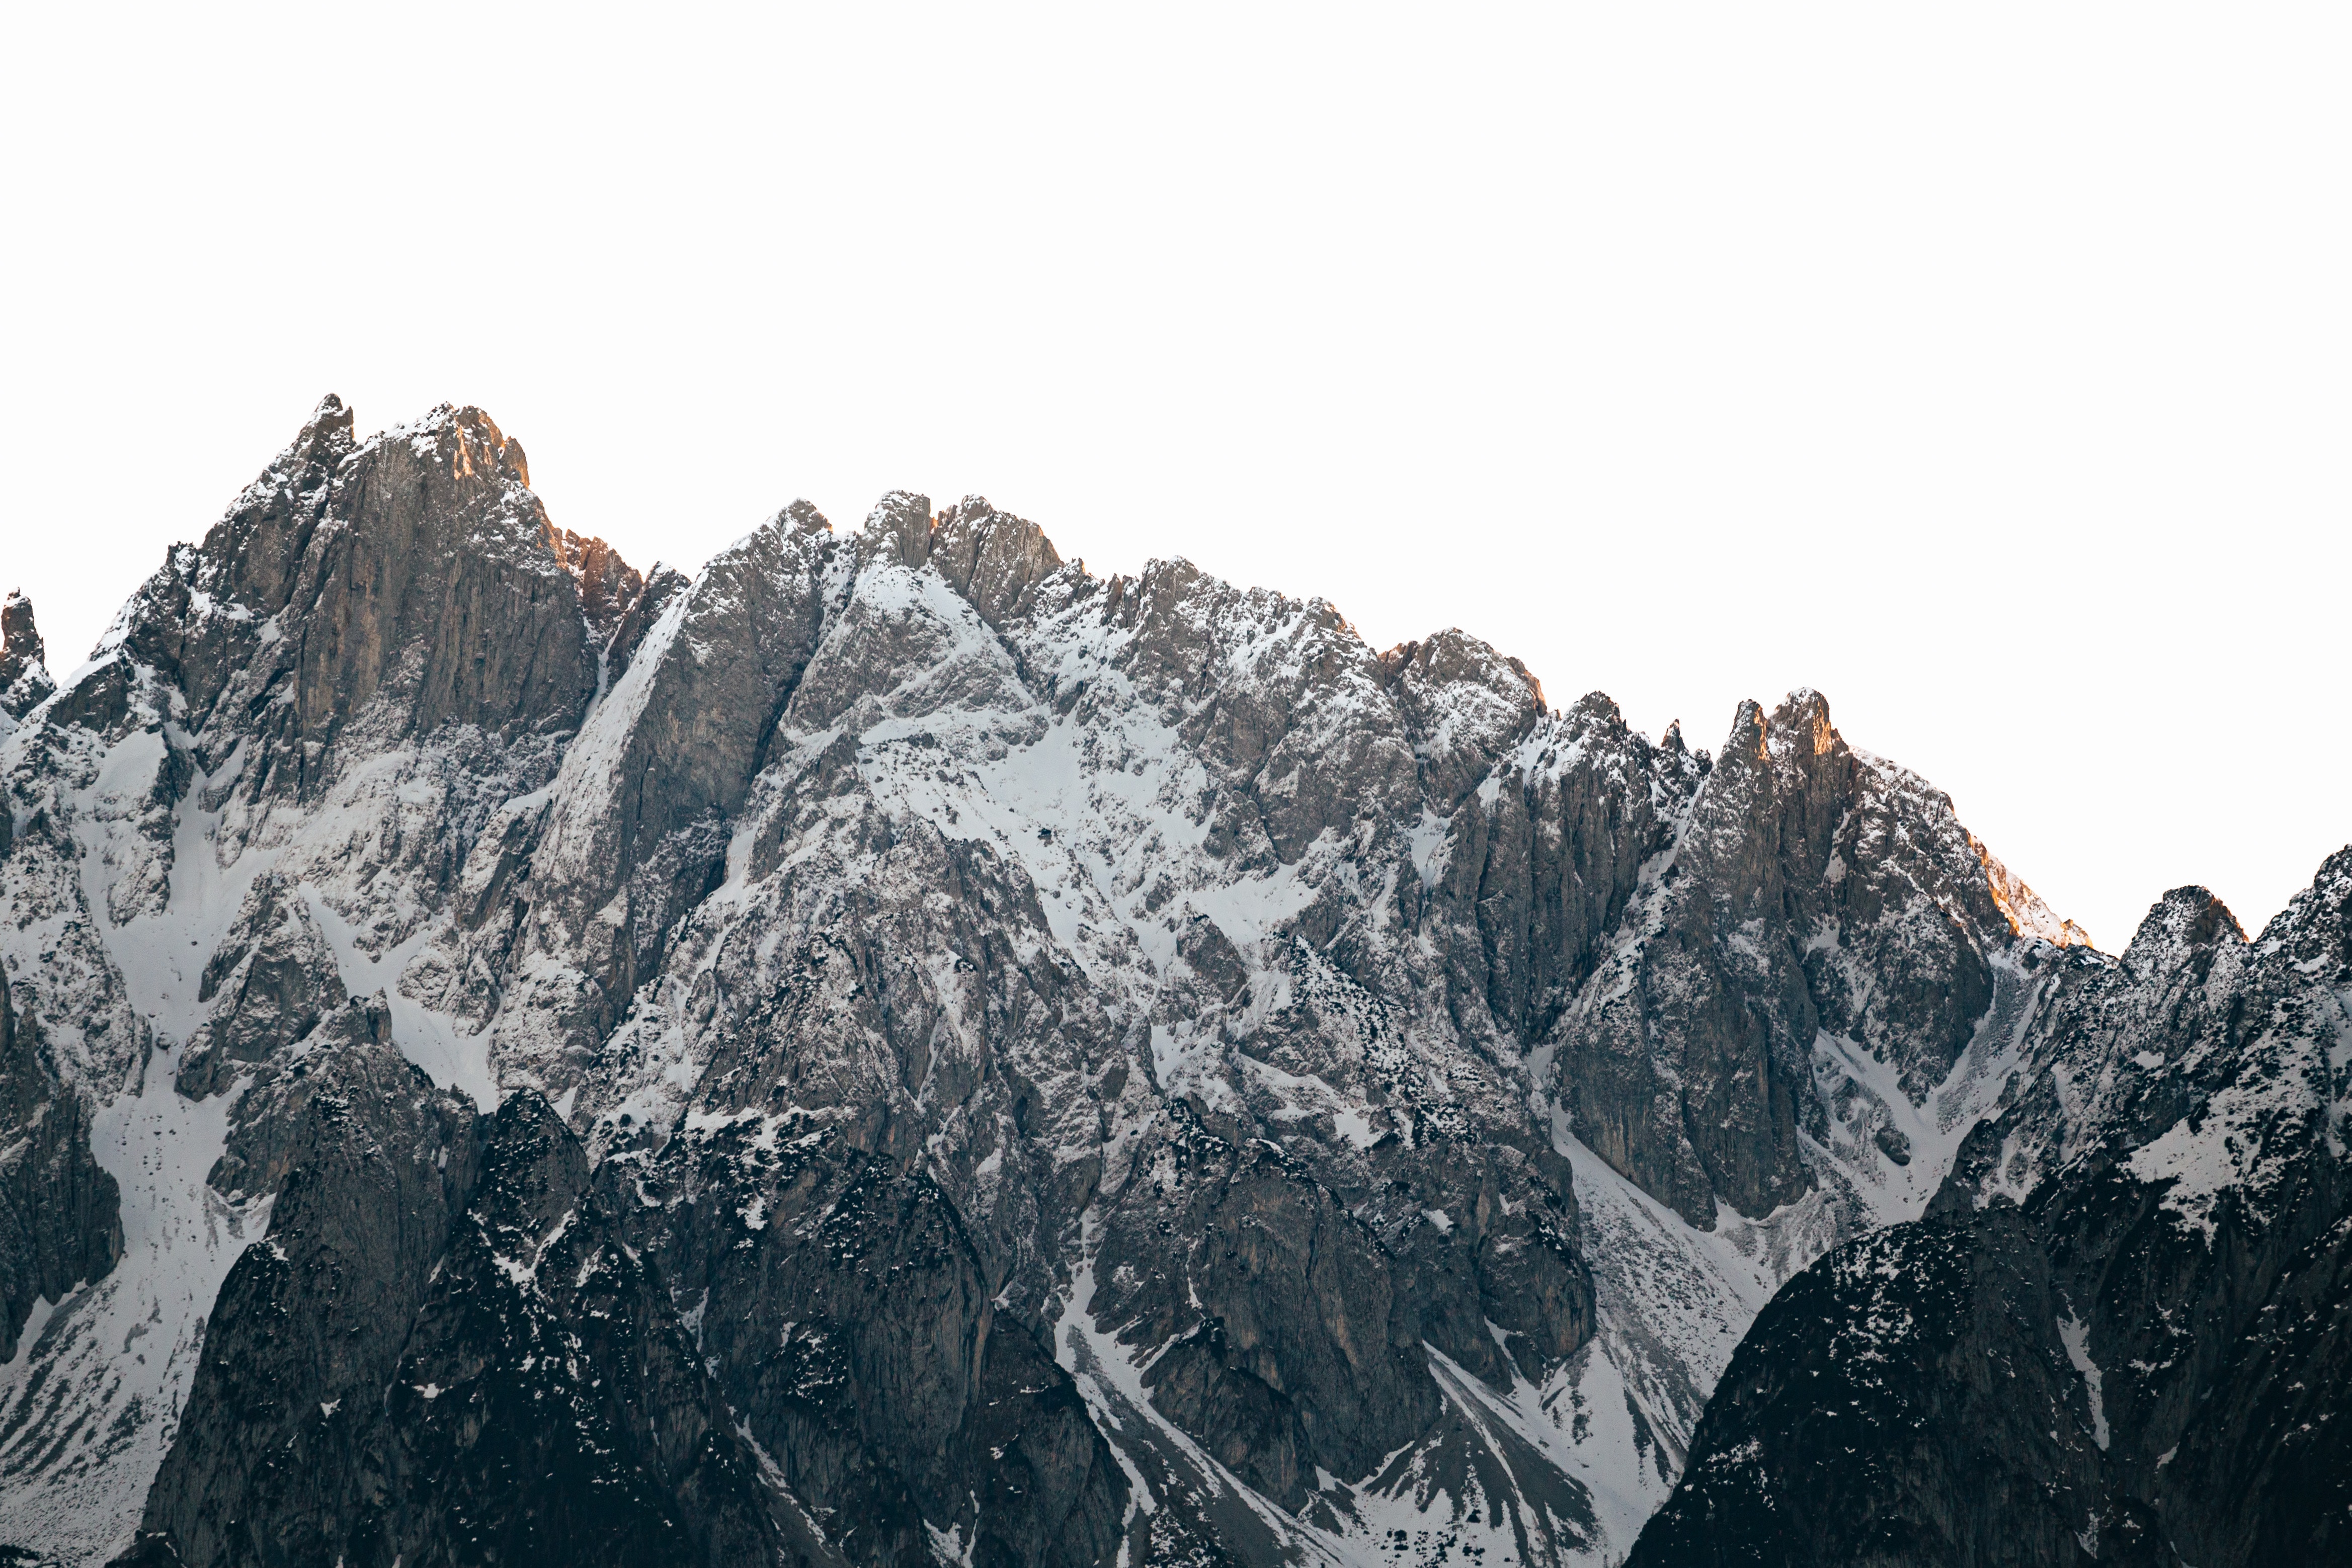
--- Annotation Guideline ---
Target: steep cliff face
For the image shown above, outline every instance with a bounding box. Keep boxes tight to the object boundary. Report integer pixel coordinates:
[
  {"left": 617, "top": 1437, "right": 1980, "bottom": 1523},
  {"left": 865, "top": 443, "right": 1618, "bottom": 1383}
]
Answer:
[
  {"left": 1629, "top": 855, "right": 2352, "bottom": 1566},
  {"left": 123, "top": 1010, "right": 482, "bottom": 1567},
  {"left": 0, "top": 970, "right": 121, "bottom": 1360},
  {"left": 0, "top": 399, "right": 614, "bottom": 1563},
  {"left": 0, "top": 593, "right": 54, "bottom": 722},
  {"left": 1542, "top": 689, "right": 2060, "bottom": 1230},
  {"left": 1, "top": 397, "right": 2287, "bottom": 1568}
]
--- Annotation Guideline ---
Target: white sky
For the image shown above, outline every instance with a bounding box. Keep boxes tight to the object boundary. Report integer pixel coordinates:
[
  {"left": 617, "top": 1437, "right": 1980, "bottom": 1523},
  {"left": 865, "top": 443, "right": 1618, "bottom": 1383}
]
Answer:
[{"left": 2, "top": 5, "right": 2345, "bottom": 952}]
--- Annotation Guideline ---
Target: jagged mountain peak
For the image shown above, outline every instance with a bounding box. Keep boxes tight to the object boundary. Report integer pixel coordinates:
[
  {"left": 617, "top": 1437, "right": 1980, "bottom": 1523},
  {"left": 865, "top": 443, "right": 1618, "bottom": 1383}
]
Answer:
[
  {"left": 1712, "top": 685, "right": 1840, "bottom": 773},
  {"left": 64, "top": 397, "right": 670, "bottom": 761},
  {"left": 831, "top": 488, "right": 1076, "bottom": 634},
  {"left": 1633, "top": 838, "right": 2352, "bottom": 1567},
  {"left": 294, "top": 388, "right": 354, "bottom": 451},
  {"left": 776, "top": 496, "right": 834, "bottom": 535},
  {"left": 1717, "top": 693, "right": 1771, "bottom": 760},
  {"left": 549, "top": 527, "right": 646, "bottom": 646},
  {"left": 363, "top": 399, "right": 532, "bottom": 484},
  {"left": 1378, "top": 627, "right": 1548, "bottom": 710},
  {"left": 931, "top": 496, "right": 1067, "bottom": 629},
  {"left": 2123, "top": 882, "right": 2249, "bottom": 980},
  {"left": 0, "top": 590, "right": 51, "bottom": 721}
]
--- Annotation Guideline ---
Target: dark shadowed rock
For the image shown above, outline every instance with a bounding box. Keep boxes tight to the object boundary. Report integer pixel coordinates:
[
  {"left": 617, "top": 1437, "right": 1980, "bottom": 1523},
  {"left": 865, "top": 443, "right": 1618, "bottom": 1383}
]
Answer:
[
  {"left": 1547, "top": 690, "right": 2037, "bottom": 1225},
  {"left": 360, "top": 1092, "right": 815, "bottom": 1568},
  {"left": 1631, "top": 850, "right": 2352, "bottom": 1567},
  {"left": 129, "top": 1023, "right": 480, "bottom": 1567},
  {"left": 12, "top": 399, "right": 2328, "bottom": 1568},
  {"left": 619, "top": 1113, "right": 1126, "bottom": 1568},
  {"left": 0, "top": 971, "right": 121, "bottom": 1360}
]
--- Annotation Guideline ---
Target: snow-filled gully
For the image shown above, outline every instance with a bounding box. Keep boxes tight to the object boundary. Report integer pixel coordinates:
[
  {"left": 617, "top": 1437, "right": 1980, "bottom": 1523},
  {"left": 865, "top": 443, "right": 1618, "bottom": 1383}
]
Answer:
[{"left": 1, "top": 734, "right": 277, "bottom": 1561}]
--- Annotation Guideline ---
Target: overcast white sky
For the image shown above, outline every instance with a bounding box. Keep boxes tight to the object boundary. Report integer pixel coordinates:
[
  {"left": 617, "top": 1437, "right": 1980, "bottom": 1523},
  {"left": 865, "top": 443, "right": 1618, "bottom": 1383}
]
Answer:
[{"left": 2, "top": 5, "right": 2345, "bottom": 951}]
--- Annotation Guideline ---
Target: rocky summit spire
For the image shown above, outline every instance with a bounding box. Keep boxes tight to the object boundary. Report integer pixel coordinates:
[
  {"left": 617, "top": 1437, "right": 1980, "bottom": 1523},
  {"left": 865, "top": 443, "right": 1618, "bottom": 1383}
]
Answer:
[
  {"left": 0, "top": 589, "right": 53, "bottom": 717},
  {"left": 547, "top": 528, "right": 647, "bottom": 654}
]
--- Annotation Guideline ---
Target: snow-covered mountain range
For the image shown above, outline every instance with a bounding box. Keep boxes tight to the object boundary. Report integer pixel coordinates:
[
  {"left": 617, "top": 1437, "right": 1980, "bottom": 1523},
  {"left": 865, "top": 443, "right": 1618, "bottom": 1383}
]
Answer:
[{"left": 0, "top": 399, "right": 2339, "bottom": 1567}]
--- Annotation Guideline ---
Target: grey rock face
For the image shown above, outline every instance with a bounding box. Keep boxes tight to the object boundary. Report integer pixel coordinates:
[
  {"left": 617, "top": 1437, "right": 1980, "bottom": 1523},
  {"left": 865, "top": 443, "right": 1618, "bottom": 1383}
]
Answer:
[
  {"left": 527, "top": 500, "right": 837, "bottom": 977},
  {"left": 618, "top": 1112, "right": 1125, "bottom": 1568},
  {"left": 550, "top": 526, "right": 646, "bottom": 657},
  {"left": 267, "top": 403, "right": 597, "bottom": 756},
  {"left": 84, "top": 396, "right": 597, "bottom": 785},
  {"left": 130, "top": 1020, "right": 480, "bottom": 1567},
  {"left": 605, "top": 562, "right": 691, "bottom": 676},
  {"left": 928, "top": 496, "right": 1065, "bottom": 632},
  {"left": 171, "top": 874, "right": 344, "bottom": 1101},
  {"left": 1630, "top": 850, "right": 2352, "bottom": 1567},
  {"left": 1546, "top": 689, "right": 2042, "bottom": 1226},
  {"left": 128, "top": 1081, "right": 817, "bottom": 1568},
  {"left": 0, "top": 971, "right": 121, "bottom": 1359},
  {"left": 361, "top": 1092, "right": 807, "bottom": 1568},
  {"left": 1377, "top": 627, "right": 1545, "bottom": 811}
]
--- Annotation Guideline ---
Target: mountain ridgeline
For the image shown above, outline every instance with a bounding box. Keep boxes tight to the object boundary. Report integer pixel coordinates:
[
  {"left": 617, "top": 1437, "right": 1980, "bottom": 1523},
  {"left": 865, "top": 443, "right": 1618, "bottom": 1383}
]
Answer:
[{"left": 0, "top": 399, "right": 2340, "bottom": 1567}]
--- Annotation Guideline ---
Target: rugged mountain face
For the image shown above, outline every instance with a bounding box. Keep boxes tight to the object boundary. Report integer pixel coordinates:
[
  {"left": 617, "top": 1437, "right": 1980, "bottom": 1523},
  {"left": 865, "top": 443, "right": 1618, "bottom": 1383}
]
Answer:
[
  {"left": 0, "top": 397, "right": 2333, "bottom": 1568},
  {"left": 1628, "top": 856, "right": 2352, "bottom": 1567}
]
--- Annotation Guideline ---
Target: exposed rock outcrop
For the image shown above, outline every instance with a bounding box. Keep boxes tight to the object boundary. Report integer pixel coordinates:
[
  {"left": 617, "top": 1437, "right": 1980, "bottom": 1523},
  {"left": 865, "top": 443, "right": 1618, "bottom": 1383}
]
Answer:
[
  {"left": 125, "top": 1079, "right": 821, "bottom": 1568},
  {"left": 128, "top": 1018, "right": 480, "bottom": 1566},
  {"left": 0, "top": 593, "right": 52, "bottom": 720},
  {"left": 1630, "top": 852, "right": 2352, "bottom": 1567},
  {"left": 619, "top": 1112, "right": 1125, "bottom": 1568},
  {"left": 1544, "top": 689, "right": 2039, "bottom": 1227},
  {"left": 0, "top": 970, "right": 121, "bottom": 1360}
]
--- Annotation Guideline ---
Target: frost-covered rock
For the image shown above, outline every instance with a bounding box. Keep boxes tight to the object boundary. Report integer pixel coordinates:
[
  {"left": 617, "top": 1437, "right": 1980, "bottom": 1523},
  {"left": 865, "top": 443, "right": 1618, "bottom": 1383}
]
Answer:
[
  {"left": 0, "top": 592, "right": 54, "bottom": 722},
  {"left": 1632, "top": 851, "right": 2352, "bottom": 1566}
]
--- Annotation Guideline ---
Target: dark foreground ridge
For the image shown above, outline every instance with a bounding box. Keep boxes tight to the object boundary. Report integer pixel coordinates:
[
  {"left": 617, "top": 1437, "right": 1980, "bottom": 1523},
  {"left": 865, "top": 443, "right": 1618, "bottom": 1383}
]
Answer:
[{"left": 0, "top": 398, "right": 2340, "bottom": 1567}]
